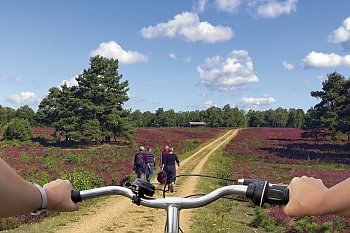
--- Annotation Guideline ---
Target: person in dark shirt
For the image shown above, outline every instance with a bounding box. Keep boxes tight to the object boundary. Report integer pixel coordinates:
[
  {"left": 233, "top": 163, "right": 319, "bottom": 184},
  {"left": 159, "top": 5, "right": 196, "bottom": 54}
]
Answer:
[
  {"left": 133, "top": 146, "right": 148, "bottom": 179},
  {"left": 162, "top": 147, "right": 180, "bottom": 192},
  {"left": 160, "top": 145, "right": 169, "bottom": 169}
]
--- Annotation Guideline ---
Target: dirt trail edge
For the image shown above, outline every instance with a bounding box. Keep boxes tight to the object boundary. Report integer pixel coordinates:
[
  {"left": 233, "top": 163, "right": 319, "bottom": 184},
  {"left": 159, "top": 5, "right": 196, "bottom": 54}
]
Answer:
[{"left": 56, "top": 129, "right": 239, "bottom": 233}]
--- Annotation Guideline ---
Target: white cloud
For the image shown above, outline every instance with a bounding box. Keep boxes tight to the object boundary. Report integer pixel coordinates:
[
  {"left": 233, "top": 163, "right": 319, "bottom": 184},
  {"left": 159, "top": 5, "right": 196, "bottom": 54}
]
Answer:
[
  {"left": 194, "top": 0, "right": 207, "bottom": 13},
  {"left": 282, "top": 61, "right": 295, "bottom": 70},
  {"left": 249, "top": 0, "right": 297, "bottom": 18},
  {"left": 239, "top": 96, "right": 277, "bottom": 109},
  {"left": 184, "top": 57, "right": 192, "bottom": 63},
  {"left": 61, "top": 76, "right": 78, "bottom": 87},
  {"left": 140, "top": 12, "right": 233, "bottom": 43},
  {"left": 7, "top": 92, "right": 39, "bottom": 105},
  {"left": 91, "top": 41, "right": 148, "bottom": 64},
  {"left": 0, "top": 75, "right": 21, "bottom": 83},
  {"left": 203, "top": 100, "right": 219, "bottom": 108},
  {"left": 127, "top": 91, "right": 143, "bottom": 102},
  {"left": 215, "top": 0, "right": 240, "bottom": 13},
  {"left": 316, "top": 75, "right": 326, "bottom": 82},
  {"left": 201, "top": 91, "right": 210, "bottom": 97},
  {"left": 169, "top": 53, "right": 177, "bottom": 60},
  {"left": 328, "top": 16, "right": 350, "bottom": 50},
  {"left": 197, "top": 49, "right": 259, "bottom": 93},
  {"left": 302, "top": 51, "right": 350, "bottom": 68}
]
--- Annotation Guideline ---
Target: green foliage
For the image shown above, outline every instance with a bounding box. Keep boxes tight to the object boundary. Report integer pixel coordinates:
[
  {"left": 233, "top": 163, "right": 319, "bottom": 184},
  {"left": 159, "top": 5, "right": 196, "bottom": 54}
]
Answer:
[
  {"left": 292, "top": 216, "right": 345, "bottom": 233},
  {"left": 36, "top": 55, "right": 132, "bottom": 144},
  {"left": 15, "top": 105, "right": 36, "bottom": 126},
  {"left": 42, "top": 155, "right": 56, "bottom": 169},
  {"left": 0, "top": 106, "right": 16, "bottom": 129},
  {"left": 309, "top": 72, "right": 350, "bottom": 140},
  {"left": 27, "top": 171, "right": 51, "bottom": 186},
  {"left": 179, "top": 139, "right": 199, "bottom": 153},
  {"left": 251, "top": 207, "right": 277, "bottom": 232},
  {"left": 303, "top": 107, "right": 323, "bottom": 141},
  {"left": 3, "top": 118, "right": 32, "bottom": 141},
  {"left": 61, "top": 170, "right": 104, "bottom": 190},
  {"left": 65, "top": 153, "right": 89, "bottom": 164}
]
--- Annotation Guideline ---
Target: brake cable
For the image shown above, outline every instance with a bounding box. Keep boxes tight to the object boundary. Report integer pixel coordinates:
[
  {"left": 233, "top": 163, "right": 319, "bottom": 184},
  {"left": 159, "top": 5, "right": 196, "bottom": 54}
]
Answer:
[{"left": 162, "top": 174, "right": 240, "bottom": 198}]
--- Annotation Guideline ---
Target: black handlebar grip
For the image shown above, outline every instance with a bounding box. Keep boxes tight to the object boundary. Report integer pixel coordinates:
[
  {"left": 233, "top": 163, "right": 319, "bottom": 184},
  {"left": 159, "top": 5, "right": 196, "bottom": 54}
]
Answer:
[
  {"left": 71, "top": 190, "right": 82, "bottom": 203},
  {"left": 246, "top": 181, "right": 289, "bottom": 206},
  {"left": 264, "top": 184, "right": 289, "bottom": 205}
]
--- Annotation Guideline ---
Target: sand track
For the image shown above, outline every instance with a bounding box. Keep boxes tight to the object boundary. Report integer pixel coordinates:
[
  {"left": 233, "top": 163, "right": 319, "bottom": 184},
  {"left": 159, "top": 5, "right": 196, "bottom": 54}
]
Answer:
[{"left": 56, "top": 129, "right": 239, "bottom": 233}]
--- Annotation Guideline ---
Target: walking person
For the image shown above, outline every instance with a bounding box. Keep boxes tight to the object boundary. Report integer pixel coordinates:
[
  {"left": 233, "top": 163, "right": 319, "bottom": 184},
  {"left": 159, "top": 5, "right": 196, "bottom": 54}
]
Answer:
[
  {"left": 160, "top": 145, "right": 169, "bottom": 169},
  {"left": 162, "top": 147, "right": 180, "bottom": 193},
  {"left": 133, "top": 146, "right": 148, "bottom": 180},
  {"left": 145, "top": 147, "right": 155, "bottom": 182}
]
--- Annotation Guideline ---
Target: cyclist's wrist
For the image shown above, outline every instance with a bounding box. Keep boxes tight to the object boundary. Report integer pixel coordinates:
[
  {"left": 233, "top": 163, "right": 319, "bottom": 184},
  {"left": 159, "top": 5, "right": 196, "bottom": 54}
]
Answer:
[{"left": 312, "top": 189, "right": 331, "bottom": 215}]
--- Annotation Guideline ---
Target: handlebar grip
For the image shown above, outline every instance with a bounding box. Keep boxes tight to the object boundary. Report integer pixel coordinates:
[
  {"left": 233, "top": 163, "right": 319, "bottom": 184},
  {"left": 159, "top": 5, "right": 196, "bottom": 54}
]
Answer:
[
  {"left": 264, "top": 184, "right": 289, "bottom": 205},
  {"left": 71, "top": 190, "right": 82, "bottom": 203},
  {"left": 246, "top": 181, "right": 289, "bottom": 206}
]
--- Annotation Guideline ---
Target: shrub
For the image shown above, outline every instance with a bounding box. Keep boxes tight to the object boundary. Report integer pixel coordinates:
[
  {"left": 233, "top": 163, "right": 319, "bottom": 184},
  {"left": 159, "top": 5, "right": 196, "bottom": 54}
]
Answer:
[
  {"left": 3, "top": 118, "right": 32, "bottom": 141},
  {"left": 26, "top": 171, "right": 51, "bottom": 186},
  {"left": 251, "top": 207, "right": 277, "bottom": 232},
  {"left": 61, "top": 170, "right": 104, "bottom": 190}
]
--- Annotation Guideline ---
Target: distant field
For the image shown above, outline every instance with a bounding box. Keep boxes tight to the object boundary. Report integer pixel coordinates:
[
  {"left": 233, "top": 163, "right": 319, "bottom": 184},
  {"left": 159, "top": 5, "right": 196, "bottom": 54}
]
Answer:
[
  {"left": 0, "top": 127, "right": 225, "bottom": 230},
  {"left": 226, "top": 128, "right": 350, "bottom": 232}
]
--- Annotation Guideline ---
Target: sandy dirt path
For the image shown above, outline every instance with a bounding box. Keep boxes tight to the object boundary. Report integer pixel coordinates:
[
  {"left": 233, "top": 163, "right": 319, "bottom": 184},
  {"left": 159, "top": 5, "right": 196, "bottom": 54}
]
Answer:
[{"left": 56, "top": 129, "right": 239, "bottom": 233}]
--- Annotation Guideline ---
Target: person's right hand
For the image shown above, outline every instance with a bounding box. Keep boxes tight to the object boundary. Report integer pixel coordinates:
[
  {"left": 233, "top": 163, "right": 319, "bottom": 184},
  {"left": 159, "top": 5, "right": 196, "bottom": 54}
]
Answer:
[
  {"left": 44, "top": 179, "right": 79, "bottom": 212},
  {"left": 282, "top": 176, "right": 328, "bottom": 217}
]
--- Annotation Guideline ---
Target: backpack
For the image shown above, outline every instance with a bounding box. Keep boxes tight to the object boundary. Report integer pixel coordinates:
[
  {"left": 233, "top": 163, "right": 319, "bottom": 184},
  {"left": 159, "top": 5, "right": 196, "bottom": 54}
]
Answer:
[
  {"left": 135, "top": 152, "right": 146, "bottom": 168},
  {"left": 157, "top": 171, "right": 167, "bottom": 185}
]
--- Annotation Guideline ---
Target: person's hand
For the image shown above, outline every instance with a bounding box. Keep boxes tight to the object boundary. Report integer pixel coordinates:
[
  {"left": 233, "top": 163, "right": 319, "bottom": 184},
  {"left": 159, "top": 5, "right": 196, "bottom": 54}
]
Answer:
[
  {"left": 44, "top": 179, "right": 79, "bottom": 212},
  {"left": 282, "top": 176, "right": 328, "bottom": 217}
]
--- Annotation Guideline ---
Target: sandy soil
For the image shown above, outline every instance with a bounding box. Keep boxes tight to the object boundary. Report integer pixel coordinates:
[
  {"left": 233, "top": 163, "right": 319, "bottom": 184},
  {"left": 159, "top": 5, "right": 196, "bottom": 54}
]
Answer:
[{"left": 55, "top": 129, "right": 239, "bottom": 233}]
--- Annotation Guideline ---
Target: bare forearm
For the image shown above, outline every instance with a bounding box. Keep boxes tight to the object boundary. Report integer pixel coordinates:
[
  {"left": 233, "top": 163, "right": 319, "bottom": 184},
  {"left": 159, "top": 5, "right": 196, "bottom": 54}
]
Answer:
[
  {"left": 324, "top": 178, "right": 350, "bottom": 216},
  {"left": 0, "top": 158, "right": 41, "bottom": 217}
]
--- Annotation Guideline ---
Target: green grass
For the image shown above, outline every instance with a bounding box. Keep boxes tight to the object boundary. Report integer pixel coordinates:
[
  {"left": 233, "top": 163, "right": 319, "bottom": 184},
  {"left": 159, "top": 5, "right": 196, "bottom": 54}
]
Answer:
[{"left": 189, "top": 146, "right": 284, "bottom": 233}]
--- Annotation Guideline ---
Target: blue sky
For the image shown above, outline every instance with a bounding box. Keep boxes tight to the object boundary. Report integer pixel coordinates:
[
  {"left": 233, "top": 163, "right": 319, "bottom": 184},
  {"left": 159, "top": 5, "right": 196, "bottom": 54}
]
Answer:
[{"left": 1, "top": 0, "right": 350, "bottom": 113}]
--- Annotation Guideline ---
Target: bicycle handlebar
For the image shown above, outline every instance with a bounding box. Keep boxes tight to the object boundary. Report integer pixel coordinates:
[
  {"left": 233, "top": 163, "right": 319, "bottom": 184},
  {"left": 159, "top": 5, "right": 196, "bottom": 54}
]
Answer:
[{"left": 71, "top": 179, "right": 289, "bottom": 208}]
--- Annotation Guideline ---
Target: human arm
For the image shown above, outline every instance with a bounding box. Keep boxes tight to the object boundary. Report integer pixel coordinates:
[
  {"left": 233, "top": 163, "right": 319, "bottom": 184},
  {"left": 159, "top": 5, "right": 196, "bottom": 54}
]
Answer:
[
  {"left": 175, "top": 154, "right": 180, "bottom": 167},
  {"left": 282, "top": 176, "right": 350, "bottom": 217},
  {"left": 142, "top": 153, "right": 150, "bottom": 169},
  {"left": 162, "top": 155, "right": 167, "bottom": 170},
  {"left": 0, "top": 158, "right": 79, "bottom": 217}
]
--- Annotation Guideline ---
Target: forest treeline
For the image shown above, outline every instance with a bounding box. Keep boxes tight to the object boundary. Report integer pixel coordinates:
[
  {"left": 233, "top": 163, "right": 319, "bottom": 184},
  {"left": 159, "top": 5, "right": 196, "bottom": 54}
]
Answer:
[{"left": 0, "top": 56, "right": 349, "bottom": 143}]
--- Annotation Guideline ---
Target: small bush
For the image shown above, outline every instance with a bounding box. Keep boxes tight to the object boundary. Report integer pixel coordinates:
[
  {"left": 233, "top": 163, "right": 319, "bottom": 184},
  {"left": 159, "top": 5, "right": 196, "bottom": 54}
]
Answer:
[
  {"left": 251, "top": 207, "right": 277, "bottom": 232},
  {"left": 3, "top": 118, "right": 32, "bottom": 141},
  {"left": 61, "top": 170, "right": 104, "bottom": 190},
  {"left": 26, "top": 171, "right": 51, "bottom": 186}
]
